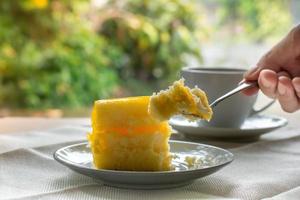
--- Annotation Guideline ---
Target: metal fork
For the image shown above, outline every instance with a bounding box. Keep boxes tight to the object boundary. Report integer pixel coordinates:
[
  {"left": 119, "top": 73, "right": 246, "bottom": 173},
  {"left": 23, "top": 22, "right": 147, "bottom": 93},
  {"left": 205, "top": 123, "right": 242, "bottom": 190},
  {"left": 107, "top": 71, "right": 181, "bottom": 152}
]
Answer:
[{"left": 209, "top": 81, "right": 258, "bottom": 108}]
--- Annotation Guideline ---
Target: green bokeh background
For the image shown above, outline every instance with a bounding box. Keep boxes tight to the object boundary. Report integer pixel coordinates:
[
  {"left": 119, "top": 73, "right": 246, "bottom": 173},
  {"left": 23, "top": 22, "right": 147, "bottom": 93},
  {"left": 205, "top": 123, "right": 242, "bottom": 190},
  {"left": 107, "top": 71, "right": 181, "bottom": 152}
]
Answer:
[{"left": 0, "top": 0, "right": 293, "bottom": 114}]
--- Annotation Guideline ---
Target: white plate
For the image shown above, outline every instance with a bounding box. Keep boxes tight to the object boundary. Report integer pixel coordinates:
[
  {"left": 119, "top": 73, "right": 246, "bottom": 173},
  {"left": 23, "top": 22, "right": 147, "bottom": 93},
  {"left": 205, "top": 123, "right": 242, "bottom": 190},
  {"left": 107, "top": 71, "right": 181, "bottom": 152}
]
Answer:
[
  {"left": 53, "top": 141, "right": 233, "bottom": 189},
  {"left": 169, "top": 115, "right": 288, "bottom": 139}
]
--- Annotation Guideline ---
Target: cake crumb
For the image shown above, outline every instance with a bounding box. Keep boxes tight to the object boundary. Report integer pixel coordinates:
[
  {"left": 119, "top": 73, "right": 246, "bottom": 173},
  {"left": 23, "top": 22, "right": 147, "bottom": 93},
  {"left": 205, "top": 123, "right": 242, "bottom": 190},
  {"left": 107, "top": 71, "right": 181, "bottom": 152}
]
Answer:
[{"left": 185, "top": 156, "right": 197, "bottom": 167}]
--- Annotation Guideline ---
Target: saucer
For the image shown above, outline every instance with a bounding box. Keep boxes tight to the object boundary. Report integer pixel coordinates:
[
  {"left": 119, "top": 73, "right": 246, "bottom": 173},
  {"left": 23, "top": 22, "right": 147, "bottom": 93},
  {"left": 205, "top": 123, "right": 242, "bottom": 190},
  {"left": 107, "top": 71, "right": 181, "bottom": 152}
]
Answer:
[
  {"left": 54, "top": 141, "right": 233, "bottom": 189},
  {"left": 169, "top": 115, "right": 288, "bottom": 139}
]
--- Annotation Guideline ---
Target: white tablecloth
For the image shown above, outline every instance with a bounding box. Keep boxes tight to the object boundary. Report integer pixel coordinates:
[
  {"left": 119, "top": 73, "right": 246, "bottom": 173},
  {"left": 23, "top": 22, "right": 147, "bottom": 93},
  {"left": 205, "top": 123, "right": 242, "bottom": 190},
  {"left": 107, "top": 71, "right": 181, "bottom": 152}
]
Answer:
[{"left": 0, "top": 114, "right": 300, "bottom": 200}]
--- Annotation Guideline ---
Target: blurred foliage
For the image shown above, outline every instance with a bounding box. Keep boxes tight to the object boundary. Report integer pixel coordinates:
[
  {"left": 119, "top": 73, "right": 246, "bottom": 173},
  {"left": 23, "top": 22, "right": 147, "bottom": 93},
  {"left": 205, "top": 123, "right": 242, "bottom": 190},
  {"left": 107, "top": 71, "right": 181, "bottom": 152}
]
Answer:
[
  {"left": 0, "top": 0, "right": 124, "bottom": 109},
  {"left": 0, "top": 0, "right": 293, "bottom": 110},
  {"left": 0, "top": 30, "right": 121, "bottom": 108},
  {"left": 0, "top": 0, "right": 204, "bottom": 109},
  {"left": 97, "top": 0, "right": 204, "bottom": 93},
  {"left": 217, "top": 0, "right": 292, "bottom": 42}
]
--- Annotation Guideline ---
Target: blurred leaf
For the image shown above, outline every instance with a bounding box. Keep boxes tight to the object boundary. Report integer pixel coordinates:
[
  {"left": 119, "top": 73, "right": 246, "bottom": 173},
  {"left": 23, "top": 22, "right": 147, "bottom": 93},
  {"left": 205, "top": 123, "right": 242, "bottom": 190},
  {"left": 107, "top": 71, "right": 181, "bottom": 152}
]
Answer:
[
  {"left": 217, "top": 0, "right": 292, "bottom": 42},
  {"left": 0, "top": 0, "right": 206, "bottom": 109},
  {"left": 98, "top": 0, "right": 205, "bottom": 91},
  {"left": 0, "top": 0, "right": 121, "bottom": 109}
]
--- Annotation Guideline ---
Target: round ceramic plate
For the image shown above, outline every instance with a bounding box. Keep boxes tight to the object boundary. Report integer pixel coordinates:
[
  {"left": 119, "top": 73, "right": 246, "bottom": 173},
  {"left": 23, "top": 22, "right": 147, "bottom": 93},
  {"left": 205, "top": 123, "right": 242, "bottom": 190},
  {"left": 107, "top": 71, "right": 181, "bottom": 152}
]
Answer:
[
  {"left": 169, "top": 115, "right": 288, "bottom": 139},
  {"left": 53, "top": 141, "right": 233, "bottom": 189}
]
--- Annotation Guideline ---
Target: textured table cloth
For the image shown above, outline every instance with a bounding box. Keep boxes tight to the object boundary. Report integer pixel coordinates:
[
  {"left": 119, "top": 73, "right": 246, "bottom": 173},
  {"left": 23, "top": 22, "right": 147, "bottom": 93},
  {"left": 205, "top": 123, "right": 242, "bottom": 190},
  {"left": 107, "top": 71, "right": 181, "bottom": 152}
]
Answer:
[{"left": 0, "top": 111, "right": 300, "bottom": 200}]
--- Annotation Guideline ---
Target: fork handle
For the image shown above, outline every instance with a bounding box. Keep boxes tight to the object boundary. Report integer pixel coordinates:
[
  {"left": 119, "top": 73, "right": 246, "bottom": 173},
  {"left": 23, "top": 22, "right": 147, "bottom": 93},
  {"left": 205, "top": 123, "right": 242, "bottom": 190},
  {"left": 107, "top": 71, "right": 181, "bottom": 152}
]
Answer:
[{"left": 210, "top": 81, "right": 258, "bottom": 108}]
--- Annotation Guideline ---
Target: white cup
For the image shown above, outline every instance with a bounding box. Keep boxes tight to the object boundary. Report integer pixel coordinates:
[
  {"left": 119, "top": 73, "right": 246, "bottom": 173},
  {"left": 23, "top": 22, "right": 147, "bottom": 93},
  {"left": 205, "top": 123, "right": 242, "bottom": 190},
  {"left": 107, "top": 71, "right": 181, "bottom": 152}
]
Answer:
[{"left": 181, "top": 67, "right": 273, "bottom": 128}]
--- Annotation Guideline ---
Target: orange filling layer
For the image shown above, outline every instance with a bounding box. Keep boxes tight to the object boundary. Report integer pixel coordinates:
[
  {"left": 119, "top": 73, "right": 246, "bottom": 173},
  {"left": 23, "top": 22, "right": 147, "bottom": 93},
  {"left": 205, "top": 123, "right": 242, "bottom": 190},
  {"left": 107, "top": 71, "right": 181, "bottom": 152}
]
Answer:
[{"left": 100, "top": 124, "right": 170, "bottom": 136}]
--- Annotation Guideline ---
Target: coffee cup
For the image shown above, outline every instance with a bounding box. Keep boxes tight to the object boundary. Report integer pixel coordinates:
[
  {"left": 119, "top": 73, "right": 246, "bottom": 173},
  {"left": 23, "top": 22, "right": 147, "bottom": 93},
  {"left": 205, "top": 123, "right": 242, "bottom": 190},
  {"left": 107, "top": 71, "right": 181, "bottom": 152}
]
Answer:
[{"left": 181, "top": 67, "right": 273, "bottom": 128}]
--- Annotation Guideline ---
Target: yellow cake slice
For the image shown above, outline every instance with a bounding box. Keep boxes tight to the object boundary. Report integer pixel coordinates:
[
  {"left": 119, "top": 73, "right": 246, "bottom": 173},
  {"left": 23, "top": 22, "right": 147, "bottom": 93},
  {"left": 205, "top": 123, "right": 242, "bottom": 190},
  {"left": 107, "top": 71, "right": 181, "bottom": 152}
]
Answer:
[
  {"left": 149, "top": 79, "right": 212, "bottom": 121},
  {"left": 88, "top": 79, "right": 212, "bottom": 172},
  {"left": 88, "top": 96, "right": 172, "bottom": 171}
]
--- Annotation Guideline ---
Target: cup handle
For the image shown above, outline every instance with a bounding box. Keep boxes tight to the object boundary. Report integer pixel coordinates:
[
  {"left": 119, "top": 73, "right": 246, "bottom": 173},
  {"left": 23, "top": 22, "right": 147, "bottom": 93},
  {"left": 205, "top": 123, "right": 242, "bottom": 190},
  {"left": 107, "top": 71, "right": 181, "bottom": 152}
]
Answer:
[{"left": 249, "top": 99, "right": 276, "bottom": 117}]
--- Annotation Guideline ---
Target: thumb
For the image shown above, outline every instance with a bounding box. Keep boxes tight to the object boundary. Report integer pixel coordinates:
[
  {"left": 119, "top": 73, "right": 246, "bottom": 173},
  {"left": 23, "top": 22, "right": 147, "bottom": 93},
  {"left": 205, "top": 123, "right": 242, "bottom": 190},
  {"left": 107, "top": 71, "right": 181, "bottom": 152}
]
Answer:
[
  {"left": 244, "top": 26, "right": 293, "bottom": 81},
  {"left": 244, "top": 50, "right": 282, "bottom": 81},
  {"left": 243, "top": 65, "right": 261, "bottom": 81}
]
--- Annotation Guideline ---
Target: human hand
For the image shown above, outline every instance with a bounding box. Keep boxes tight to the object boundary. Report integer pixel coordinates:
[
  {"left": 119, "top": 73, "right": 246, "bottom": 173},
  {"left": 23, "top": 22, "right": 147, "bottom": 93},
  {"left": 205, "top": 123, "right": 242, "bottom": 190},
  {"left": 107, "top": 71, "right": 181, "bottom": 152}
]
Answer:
[{"left": 243, "top": 25, "right": 300, "bottom": 113}]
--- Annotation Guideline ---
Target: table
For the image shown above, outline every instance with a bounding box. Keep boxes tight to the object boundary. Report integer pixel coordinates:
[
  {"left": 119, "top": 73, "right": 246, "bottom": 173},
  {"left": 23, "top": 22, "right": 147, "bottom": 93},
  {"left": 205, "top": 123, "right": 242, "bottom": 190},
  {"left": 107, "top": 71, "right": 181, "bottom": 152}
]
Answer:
[{"left": 1, "top": 104, "right": 300, "bottom": 200}]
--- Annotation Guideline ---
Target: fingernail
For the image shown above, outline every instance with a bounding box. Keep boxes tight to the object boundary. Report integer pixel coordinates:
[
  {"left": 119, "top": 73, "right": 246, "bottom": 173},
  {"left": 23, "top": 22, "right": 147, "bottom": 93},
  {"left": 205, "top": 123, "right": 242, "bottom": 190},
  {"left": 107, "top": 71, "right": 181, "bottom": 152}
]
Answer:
[
  {"left": 248, "top": 66, "right": 259, "bottom": 74},
  {"left": 244, "top": 66, "right": 259, "bottom": 77},
  {"left": 278, "top": 83, "right": 286, "bottom": 95}
]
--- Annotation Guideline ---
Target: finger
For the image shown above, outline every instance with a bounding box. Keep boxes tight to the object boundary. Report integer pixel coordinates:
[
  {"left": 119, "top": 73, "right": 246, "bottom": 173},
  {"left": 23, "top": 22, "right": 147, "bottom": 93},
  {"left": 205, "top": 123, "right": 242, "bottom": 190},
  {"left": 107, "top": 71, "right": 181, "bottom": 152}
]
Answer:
[
  {"left": 292, "top": 77, "right": 300, "bottom": 98},
  {"left": 245, "top": 25, "right": 299, "bottom": 82},
  {"left": 243, "top": 66, "right": 261, "bottom": 81},
  {"left": 244, "top": 40, "right": 288, "bottom": 81},
  {"left": 240, "top": 78, "right": 259, "bottom": 96},
  {"left": 277, "top": 76, "right": 300, "bottom": 113},
  {"left": 242, "top": 86, "right": 259, "bottom": 96},
  {"left": 257, "top": 69, "right": 278, "bottom": 99}
]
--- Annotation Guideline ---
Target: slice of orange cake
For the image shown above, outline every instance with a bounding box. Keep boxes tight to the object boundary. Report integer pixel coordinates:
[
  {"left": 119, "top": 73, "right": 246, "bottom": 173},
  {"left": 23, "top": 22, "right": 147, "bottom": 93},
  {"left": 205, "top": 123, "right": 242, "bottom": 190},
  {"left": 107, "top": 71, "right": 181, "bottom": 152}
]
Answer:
[
  {"left": 88, "top": 79, "right": 212, "bottom": 171},
  {"left": 88, "top": 96, "right": 172, "bottom": 171},
  {"left": 149, "top": 79, "right": 212, "bottom": 121}
]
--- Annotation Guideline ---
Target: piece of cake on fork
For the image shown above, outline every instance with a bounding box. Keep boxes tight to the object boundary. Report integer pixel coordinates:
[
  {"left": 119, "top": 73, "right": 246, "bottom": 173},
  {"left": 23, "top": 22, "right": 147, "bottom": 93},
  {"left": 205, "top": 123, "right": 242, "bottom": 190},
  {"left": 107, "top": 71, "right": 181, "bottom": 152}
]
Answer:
[{"left": 149, "top": 78, "right": 212, "bottom": 121}]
